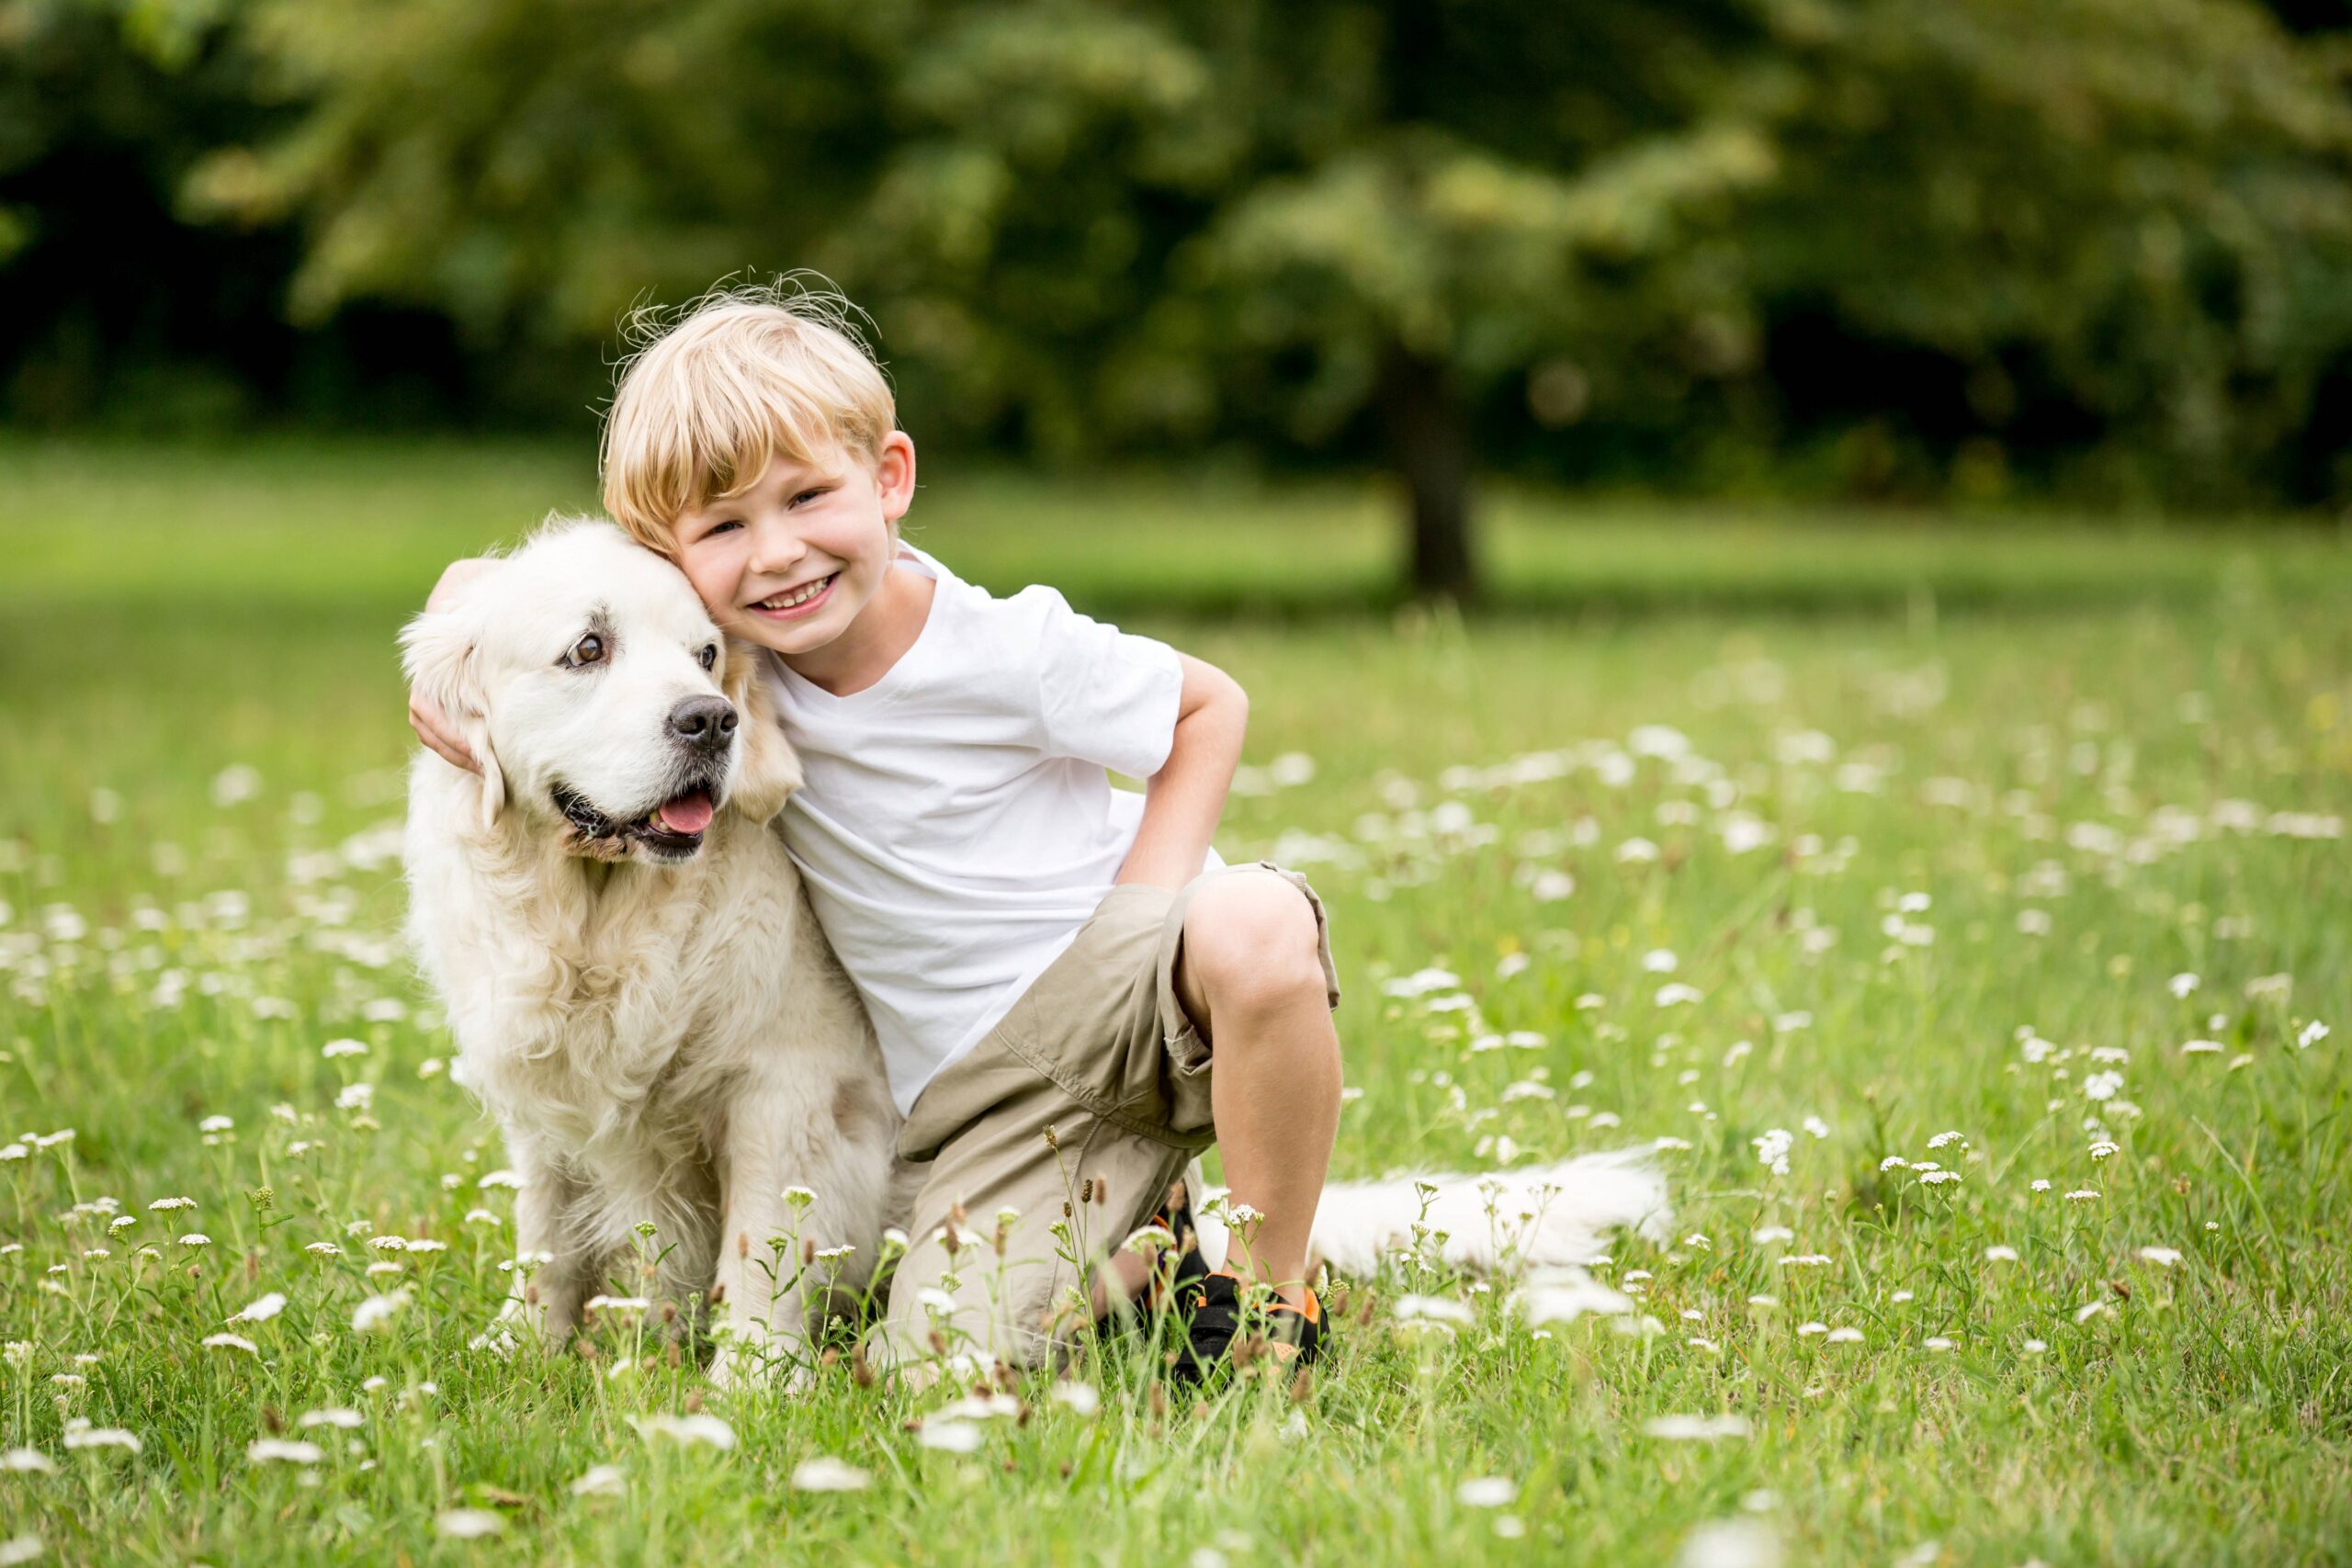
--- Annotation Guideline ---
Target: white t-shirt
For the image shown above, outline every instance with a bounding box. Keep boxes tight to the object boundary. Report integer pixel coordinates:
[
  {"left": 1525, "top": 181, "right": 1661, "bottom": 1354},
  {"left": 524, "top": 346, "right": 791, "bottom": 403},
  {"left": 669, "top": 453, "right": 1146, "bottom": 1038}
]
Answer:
[{"left": 764, "top": 544, "right": 1201, "bottom": 1114}]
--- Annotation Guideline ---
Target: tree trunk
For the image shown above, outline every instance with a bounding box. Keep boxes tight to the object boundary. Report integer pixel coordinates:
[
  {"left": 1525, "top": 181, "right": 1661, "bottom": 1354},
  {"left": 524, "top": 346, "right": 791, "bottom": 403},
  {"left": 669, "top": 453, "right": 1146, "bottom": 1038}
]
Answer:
[{"left": 1375, "top": 342, "right": 1479, "bottom": 603}]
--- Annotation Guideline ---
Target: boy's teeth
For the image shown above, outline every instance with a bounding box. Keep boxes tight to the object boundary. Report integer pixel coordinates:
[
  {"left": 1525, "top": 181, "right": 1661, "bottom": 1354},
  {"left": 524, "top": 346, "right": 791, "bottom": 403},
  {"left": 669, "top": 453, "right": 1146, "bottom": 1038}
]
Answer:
[{"left": 760, "top": 574, "right": 832, "bottom": 610}]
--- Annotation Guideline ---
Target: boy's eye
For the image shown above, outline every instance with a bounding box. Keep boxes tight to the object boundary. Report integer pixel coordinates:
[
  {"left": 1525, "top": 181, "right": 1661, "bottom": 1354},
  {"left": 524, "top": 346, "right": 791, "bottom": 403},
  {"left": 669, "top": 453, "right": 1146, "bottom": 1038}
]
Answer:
[
  {"left": 696, "top": 644, "right": 718, "bottom": 671},
  {"left": 561, "top": 633, "right": 606, "bottom": 669},
  {"left": 789, "top": 489, "right": 827, "bottom": 507}
]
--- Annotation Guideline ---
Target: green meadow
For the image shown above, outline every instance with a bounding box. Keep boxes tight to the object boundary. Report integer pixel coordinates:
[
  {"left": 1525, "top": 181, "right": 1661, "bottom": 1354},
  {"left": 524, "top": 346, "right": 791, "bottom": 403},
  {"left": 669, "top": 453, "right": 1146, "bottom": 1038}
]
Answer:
[{"left": 2, "top": 441, "right": 2348, "bottom": 1565}]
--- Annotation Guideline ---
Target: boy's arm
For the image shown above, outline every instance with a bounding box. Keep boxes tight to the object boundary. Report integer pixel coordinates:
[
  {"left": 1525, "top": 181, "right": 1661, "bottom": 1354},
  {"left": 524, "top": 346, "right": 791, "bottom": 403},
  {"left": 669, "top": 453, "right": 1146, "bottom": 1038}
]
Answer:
[{"left": 1115, "top": 652, "right": 1247, "bottom": 890}]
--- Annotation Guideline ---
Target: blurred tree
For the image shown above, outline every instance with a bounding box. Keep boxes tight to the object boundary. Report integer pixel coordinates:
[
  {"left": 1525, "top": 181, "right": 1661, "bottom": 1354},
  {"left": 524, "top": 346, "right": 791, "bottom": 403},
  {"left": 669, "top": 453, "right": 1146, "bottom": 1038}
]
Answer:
[
  {"left": 0, "top": 0, "right": 537, "bottom": 431},
  {"left": 160, "top": 0, "right": 2352, "bottom": 580},
  {"left": 193, "top": 0, "right": 1779, "bottom": 598},
  {"left": 1740, "top": 0, "right": 2352, "bottom": 507}
]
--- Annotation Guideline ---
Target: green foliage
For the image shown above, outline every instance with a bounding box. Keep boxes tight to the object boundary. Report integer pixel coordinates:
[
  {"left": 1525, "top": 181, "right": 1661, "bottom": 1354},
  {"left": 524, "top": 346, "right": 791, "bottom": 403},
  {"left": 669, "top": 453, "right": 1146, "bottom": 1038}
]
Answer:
[
  {"left": 1739, "top": 0, "right": 2352, "bottom": 502},
  {"left": 193, "top": 2, "right": 2352, "bottom": 471}
]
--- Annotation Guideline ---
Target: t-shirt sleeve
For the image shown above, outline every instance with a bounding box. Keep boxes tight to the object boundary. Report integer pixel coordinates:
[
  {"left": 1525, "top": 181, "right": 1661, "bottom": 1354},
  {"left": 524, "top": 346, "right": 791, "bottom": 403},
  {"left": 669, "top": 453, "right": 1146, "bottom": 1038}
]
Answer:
[{"left": 1013, "top": 585, "right": 1185, "bottom": 778}]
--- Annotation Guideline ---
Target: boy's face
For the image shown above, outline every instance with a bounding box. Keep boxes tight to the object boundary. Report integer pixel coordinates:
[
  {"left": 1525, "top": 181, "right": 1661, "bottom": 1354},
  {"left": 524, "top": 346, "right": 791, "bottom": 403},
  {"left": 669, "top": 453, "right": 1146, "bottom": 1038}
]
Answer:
[{"left": 670, "top": 434, "right": 916, "bottom": 661}]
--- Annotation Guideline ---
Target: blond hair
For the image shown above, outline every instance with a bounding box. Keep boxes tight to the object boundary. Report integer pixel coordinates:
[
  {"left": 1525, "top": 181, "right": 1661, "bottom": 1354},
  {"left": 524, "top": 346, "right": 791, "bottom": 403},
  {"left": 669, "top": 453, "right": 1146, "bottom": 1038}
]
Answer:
[{"left": 600, "top": 279, "right": 897, "bottom": 551}]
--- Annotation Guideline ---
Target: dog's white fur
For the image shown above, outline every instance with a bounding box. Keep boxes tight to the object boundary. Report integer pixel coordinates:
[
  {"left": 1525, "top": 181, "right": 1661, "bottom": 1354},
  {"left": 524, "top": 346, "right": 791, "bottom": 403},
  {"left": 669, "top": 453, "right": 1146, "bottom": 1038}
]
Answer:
[
  {"left": 1261, "top": 1148, "right": 1670, "bottom": 1279},
  {"left": 401, "top": 519, "right": 900, "bottom": 1382}
]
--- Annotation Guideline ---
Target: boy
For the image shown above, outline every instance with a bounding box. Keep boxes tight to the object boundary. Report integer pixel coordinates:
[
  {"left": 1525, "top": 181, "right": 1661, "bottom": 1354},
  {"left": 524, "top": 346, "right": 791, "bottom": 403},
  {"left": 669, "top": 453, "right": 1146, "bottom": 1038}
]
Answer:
[{"left": 409, "top": 286, "right": 1344, "bottom": 1381}]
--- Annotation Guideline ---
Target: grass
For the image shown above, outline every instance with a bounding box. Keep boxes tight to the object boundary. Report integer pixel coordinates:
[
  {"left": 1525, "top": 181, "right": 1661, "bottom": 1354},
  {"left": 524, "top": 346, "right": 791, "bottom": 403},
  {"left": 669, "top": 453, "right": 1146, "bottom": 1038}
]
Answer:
[{"left": 1, "top": 439, "right": 2348, "bottom": 1565}]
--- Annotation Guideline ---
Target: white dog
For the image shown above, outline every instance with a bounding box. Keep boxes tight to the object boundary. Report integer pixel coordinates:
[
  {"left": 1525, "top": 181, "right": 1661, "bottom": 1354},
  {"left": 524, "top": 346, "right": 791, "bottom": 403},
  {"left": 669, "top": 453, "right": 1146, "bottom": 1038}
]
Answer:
[{"left": 401, "top": 518, "right": 900, "bottom": 1382}]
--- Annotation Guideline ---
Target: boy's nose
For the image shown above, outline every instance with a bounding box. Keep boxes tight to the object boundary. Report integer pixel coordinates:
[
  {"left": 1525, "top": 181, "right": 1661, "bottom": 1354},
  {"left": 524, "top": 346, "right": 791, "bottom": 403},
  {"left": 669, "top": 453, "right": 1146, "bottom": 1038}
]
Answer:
[{"left": 746, "top": 515, "right": 808, "bottom": 575}]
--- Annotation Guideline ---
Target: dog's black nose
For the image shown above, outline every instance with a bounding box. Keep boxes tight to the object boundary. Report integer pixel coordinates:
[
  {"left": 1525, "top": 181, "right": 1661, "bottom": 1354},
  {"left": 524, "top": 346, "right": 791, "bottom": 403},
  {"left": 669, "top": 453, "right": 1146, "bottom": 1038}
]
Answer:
[{"left": 668, "top": 696, "right": 739, "bottom": 750}]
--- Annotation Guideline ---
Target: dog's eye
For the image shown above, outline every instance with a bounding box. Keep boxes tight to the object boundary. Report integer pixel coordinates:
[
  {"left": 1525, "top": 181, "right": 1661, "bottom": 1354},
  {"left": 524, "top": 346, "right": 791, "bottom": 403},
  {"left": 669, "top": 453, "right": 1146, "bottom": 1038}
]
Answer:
[
  {"left": 562, "top": 633, "right": 605, "bottom": 669},
  {"left": 696, "top": 644, "right": 718, "bottom": 672}
]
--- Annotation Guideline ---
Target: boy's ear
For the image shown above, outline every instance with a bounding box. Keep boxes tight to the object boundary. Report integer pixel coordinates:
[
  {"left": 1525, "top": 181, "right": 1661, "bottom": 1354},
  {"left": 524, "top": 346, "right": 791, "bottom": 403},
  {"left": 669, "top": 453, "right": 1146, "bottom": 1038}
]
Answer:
[
  {"left": 399, "top": 607, "right": 506, "bottom": 831},
  {"left": 721, "top": 640, "right": 800, "bottom": 825}
]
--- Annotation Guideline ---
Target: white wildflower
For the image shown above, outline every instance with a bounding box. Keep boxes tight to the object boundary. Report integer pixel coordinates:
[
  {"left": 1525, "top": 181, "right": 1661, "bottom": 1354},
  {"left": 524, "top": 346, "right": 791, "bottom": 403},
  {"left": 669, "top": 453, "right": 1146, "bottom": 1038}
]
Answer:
[
  {"left": 435, "top": 1510, "right": 503, "bottom": 1540},
  {"left": 630, "top": 1413, "right": 736, "bottom": 1450},
  {"left": 62, "top": 1427, "right": 141, "bottom": 1454},
  {"left": 570, "top": 1464, "right": 626, "bottom": 1497},
  {"left": 228, "top": 1292, "right": 286, "bottom": 1324},
  {"left": 351, "top": 1291, "right": 411, "bottom": 1334},
  {"left": 246, "top": 1438, "right": 322, "bottom": 1464},
  {"left": 1676, "top": 1517, "right": 1781, "bottom": 1568},
  {"left": 790, "top": 1456, "right": 871, "bottom": 1492},
  {"left": 916, "top": 1420, "right": 983, "bottom": 1454},
  {"left": 1644, "top": 1415, "right": 1751, "bottom": 1440},
  {"left": 1395, "top": 1294, "right": 1476, "bottom": 1325}
]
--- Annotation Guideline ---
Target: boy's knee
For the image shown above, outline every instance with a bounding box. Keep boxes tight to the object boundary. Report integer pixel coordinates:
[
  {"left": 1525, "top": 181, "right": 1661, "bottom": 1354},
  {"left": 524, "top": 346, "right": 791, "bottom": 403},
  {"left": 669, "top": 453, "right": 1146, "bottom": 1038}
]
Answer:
[{"left": 1182, "top": 873, "right": 1329, "bottom": 1016}]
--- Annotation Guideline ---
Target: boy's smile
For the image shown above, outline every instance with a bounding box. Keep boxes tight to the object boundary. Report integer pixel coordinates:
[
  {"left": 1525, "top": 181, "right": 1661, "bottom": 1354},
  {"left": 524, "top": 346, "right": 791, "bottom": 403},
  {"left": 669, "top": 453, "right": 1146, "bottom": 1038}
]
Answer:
[{"left": 671, "top": 434, "right": 928, "bottom": 696}]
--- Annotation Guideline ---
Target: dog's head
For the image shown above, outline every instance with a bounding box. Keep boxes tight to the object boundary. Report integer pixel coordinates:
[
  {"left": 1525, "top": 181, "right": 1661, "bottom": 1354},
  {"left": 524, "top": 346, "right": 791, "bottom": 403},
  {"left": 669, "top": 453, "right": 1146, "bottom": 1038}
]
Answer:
[{"left": 400, "top": 518, "right": 799, "bottom": 863}]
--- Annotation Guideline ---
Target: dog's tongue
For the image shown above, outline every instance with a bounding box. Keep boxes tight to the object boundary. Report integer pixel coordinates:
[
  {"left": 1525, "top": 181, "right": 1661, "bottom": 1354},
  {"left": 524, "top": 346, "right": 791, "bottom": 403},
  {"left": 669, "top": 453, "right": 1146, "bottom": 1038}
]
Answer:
[{"left": 655, "top": 790, "right": 714, "bottom": 836}]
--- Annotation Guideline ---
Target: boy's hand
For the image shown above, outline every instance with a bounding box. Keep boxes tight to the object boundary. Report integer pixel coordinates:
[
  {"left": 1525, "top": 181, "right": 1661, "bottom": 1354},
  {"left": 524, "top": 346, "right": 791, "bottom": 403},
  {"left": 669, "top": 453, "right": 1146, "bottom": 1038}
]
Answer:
[{"left": 407, "top": 558, "right": 499, "bottom": 773}]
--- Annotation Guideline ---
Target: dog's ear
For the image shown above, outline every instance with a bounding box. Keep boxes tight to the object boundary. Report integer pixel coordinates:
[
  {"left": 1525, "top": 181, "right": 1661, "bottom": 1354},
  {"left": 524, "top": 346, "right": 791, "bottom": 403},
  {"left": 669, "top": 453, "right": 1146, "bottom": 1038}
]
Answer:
[
  {"left": 721, "top": 640, "right": 800, "bottom": 824},
  {"left": 400, "top": 605, "right": 506, "bottom": 831}
]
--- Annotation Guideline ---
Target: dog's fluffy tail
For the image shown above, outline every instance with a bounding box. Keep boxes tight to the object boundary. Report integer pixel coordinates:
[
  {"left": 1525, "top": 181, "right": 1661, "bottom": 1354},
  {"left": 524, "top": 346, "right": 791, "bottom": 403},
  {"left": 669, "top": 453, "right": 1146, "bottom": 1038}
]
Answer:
[{"left": 1192, "top": 1146, "right": 1671, "bottom": 1278}]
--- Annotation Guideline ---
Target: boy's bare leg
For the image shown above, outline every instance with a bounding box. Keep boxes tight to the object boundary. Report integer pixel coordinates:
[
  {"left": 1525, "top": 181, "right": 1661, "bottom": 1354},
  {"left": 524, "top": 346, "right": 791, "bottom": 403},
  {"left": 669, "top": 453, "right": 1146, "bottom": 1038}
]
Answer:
[{"left": 1173, "top": 871, "right": 1342, "bottom": 1309}]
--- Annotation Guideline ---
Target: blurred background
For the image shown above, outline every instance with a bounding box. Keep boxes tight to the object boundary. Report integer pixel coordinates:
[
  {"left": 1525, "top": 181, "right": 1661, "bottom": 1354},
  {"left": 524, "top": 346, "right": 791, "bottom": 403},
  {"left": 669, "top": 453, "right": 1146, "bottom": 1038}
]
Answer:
[{"left": 10, "top": 0, "right": 2352, "bottom": 601}]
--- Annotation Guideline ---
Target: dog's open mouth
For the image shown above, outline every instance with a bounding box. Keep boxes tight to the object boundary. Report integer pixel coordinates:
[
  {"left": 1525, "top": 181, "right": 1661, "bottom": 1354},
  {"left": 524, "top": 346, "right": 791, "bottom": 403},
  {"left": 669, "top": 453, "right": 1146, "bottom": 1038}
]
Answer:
[{"left": 553, "top": 782, "right": 720, "bottom": 860}]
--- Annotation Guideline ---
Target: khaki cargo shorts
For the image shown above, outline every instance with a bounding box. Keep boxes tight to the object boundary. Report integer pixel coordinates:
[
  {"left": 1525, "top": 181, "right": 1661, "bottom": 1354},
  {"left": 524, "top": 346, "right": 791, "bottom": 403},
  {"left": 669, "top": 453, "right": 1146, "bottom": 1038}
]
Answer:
[{"left": 876, "top": 862, "right": 1340, "bottom": 1372}]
